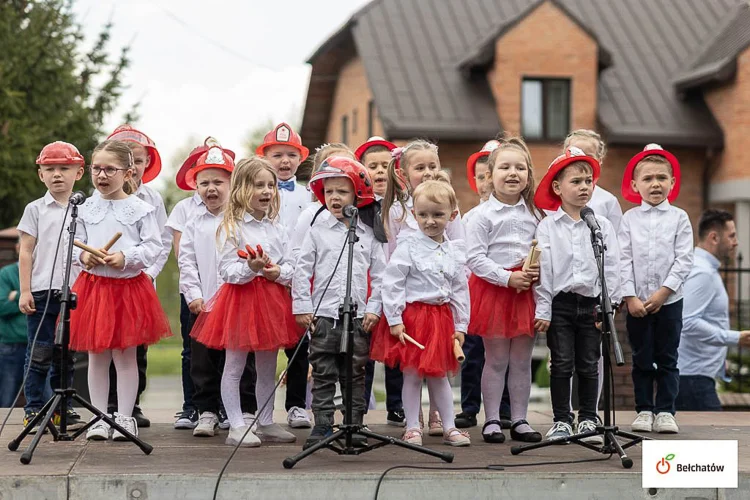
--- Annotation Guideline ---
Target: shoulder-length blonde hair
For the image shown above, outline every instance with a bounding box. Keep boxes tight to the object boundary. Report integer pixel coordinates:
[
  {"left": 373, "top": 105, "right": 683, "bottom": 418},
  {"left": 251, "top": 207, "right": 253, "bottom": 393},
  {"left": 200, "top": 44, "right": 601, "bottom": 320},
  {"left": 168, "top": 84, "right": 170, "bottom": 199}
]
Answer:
[{"left": 486, "top": 135, "right": 544, "bottom": 221}]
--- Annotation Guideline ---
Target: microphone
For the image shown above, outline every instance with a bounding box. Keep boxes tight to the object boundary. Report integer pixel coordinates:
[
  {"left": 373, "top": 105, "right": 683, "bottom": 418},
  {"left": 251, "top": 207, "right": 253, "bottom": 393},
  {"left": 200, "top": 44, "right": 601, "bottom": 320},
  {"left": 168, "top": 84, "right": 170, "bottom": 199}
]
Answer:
[
  {"left": 69, "top": 191, "right": 87, "bottom": 206},
  {"left": 580, "top": 206, "right": 602, "bottom": 239},
  {"left": 343, "top": 205, "right": 358, "bottom": 218}
]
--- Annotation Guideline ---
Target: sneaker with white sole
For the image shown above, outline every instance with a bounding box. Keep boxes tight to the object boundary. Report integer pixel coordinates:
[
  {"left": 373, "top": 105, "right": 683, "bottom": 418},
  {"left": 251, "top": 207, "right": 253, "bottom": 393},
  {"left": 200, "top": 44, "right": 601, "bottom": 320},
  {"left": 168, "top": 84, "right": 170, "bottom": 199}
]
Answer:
[
  {"left": 86, "top": 418, "right": 111, "bottom": 441},
  {"left": 545, "top": 421, "right": 573, "bottom": 442},
  {"left": 577, "top": 419, "right": 603, "bottom": 445},
  {"left": 653, "top": 412, "right": 679, "bottom": 434},
  {"left": 242, "top": 412, "right": 258, "bottom": 431},
  {"left": 218, "top": 408, "right": 230, "bottom": 430},
  {"left": 112, "top": 414, "right": 138, "bottom": 441},
  {"left": 287, "top": 406, "right": 312, "bottom": 429},
  {"left": 631, "top": 411, "right": 654, "bottom": 432},
  {"left": 256, "top": 422, "right": 296, "bottom": 443},
  {"left": 174, "top": 409, "right": 199, "bottom": 430},
  {"left": 193, "top": 411, "right": 219, "bottom": 437},
  {"left": 226, "top": 425, "right": 261, "bottom": 447},
  {"left": 402, "top": 428, "right": 423, "bottom": 445}
]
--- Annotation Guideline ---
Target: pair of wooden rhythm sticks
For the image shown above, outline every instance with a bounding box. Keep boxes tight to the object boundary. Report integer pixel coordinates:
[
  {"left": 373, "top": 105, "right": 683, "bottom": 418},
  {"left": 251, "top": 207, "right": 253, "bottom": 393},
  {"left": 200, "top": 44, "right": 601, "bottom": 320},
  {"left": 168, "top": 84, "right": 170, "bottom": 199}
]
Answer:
[{"left": 73, "top": 232, "right": 122, "bottom": 260}]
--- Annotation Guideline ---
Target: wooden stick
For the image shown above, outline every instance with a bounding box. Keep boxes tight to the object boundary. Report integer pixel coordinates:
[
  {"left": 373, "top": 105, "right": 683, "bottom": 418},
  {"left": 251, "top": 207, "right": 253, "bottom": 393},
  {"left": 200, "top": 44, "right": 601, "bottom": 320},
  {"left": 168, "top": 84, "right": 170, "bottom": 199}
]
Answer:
[
  {"left": 402, "top": 332, "right": 425, "bottom": 350},
  {"left": 453, "top": 339, "right": 465, "bottom": 363},
  {"left": 103, "top": 232, "right": 122, "bottom": 251},
  {"left": 522, "top": 239, "right": 540, "bottom": 271},
  {"left": 74, "top": 241, "right": 107, "bottom": 260}
]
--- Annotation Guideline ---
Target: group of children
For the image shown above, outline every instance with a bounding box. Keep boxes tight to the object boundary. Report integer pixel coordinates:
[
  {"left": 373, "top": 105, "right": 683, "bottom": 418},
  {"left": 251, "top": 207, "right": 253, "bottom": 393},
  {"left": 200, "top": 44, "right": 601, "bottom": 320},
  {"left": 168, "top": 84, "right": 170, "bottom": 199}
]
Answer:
[{"left": 17, "top": 120, "right": 693, "bottom": 451}]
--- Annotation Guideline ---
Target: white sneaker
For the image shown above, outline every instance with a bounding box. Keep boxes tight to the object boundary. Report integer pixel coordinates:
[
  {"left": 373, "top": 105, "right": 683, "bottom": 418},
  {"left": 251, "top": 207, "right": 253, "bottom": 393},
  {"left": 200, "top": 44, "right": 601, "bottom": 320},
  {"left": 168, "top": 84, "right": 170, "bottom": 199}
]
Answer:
[
  {"left": 287, "top": 406, "right": 312, "bottom": 429},
  {"left": 631, "top": 411, "right": 654, "bottom": 432},
  {"left": 242, "top": 412, "right": 258, "bottom": 431},
  {"left": 545, "top": 421, "right": 573, "bottom": 442},
  {"left": 256, "top": 422, "right": 296, "bottom": 443},
  {"left": 86, "top": 418, "right": 111, "bottom": 441},
  {"left": 225, "top": 426, "right": 261, "bottom": 447},
  {"left": 653, "top": 412, "right": 679, "bottom": 434},
  {"left": 193, "top": 411, "right": 219, "bottom": 437},
  {"left": 112, "top": 414, "right": 138, "bottom": 441},
  {"left": 577, "top": 419, "right": 603, "bottom": 445}
]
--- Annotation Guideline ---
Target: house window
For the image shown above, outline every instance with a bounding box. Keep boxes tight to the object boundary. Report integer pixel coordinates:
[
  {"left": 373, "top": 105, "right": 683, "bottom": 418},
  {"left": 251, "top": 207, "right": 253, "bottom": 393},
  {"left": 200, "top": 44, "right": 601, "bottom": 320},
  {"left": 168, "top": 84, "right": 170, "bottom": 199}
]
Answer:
[
  {"left": 367, "top": 100, "right": 375, "bottom": 137},
  {"left": 521, "top": 78, "right": 570, "bottom": 140},
  {"left": 352, "top": 109, "right": 358, "bottom": 135},
  {"left": 341, "top": 115, "right": 349, "bottom": 144}
]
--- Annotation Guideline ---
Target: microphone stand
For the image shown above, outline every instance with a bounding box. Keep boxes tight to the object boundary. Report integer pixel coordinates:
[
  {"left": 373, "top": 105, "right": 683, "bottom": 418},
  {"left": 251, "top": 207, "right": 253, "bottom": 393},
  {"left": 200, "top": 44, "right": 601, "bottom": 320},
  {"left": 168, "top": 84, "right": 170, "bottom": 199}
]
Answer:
[
  {"left": 511, "top": 223, "right": 647, "bottom": 468},
  {"left": 283, "top": 210, "right": 453, "bottom": 468},
  {"left": 8, "top": 202, "right": 153, "bottom": 464}
]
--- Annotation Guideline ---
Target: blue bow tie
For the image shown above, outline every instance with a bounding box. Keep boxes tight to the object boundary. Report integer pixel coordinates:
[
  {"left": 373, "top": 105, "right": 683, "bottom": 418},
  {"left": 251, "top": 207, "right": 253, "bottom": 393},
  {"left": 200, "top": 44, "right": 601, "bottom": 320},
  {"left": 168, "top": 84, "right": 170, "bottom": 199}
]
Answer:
[{"left": 278, "top": 180, "right": 295, "bottom": 191}]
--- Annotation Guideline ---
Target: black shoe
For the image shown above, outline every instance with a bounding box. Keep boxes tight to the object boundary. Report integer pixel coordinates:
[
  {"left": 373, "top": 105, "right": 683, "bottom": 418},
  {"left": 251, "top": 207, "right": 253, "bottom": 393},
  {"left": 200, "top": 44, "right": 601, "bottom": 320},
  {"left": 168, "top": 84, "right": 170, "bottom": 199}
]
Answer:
[
  {"left": 303, "top": 425, "right": 333, "bottom": 450},
  {"left": 55, "top": 409, "right": 85, "bottom": 431},
  {"left": 174, "top": 409, "right": 199, "bottom": 429},
  {"left": 454, "top": 412, "right": 477, "bottom": 429},
  {"left": 481, "top": 420, "right": 506, "bottom": 443},
  {"left": 387, "top": 410, "right": 406, "bottom": 427},
  {"left": 510, "top": 419, "right": 542, "bottom": 443},
  {"left": 133, "top": 406, "right": 150, "bottom": 428},
  {"left": 351, "top": 433, "right": 368, "bottom": 447},
  {"left": 499, "top": 416, "right": 512, "bottom": 429}
]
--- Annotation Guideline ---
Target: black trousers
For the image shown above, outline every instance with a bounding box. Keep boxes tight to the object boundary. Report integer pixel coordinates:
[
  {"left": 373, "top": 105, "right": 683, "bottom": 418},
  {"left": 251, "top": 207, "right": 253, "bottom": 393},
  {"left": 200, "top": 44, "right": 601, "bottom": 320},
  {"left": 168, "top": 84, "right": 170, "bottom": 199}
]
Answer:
[
  {"left": 284, "top": 335, "right": 309, "bottom": 411},
  {"left": 547, "top": 292, "right": 601, "bottom": 424}
]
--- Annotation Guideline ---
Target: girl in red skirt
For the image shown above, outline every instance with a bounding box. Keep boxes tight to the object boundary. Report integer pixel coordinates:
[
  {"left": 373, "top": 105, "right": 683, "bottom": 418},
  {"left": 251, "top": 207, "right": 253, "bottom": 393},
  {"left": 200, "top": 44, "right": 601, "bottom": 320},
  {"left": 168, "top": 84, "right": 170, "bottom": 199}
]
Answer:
[
  {"left": 371, "top": 181, "right": 471, "bottom": 447},
  {"left": 465, "top": 137, "right": 543, "bottom": 444},
  {"left": 70, "top": 140, "right": 171, "bottom": 441},
  {"left": 190, "top": 157, "right": 302, "bottom": 447}
]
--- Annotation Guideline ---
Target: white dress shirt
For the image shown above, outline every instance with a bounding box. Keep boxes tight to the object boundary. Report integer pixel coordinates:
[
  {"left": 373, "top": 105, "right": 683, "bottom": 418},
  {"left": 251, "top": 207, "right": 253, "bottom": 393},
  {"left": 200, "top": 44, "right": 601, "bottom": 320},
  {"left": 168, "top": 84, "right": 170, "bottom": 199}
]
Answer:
[
  {"left": 466, "top": 195, "right": 539, "bottom": 287},
  {"left": 383, "top": 232, "right": 470, "bottom": 332},
  {"left": 678, "top": 248, "right": 740, "bottom": 378},
  {"left": 178, "top": 207, "right": 223, "bottom": 304},
  {"left": 386, "top": 196, "right": 466, "bottom": 258},
  {"left": 588, "top": 186, "right": 623, "bottom": 232},
  {"left": 292, "top": 210, "right": 386, "bottom": 319},
  {"left": 291, "top": 201, "right": 323, "bottom": 262},
  {"left": 217, "top": 215, "right": 293, "bottom": 287},
  {"left": 135, "top": 183, "right": 171, "bottom": 279},
  {"left": 72, "top": 195, "right": 162, "bottom": 279},
  {"left": 461, "top": 199, "right": 486, "bottom": 228},
  {"left": 534, "top": 208, "right": 621, "bottom": 321},
  {"left": 17, "top": 192, "right": 78, "bottom": 292},
  {"left": 278, "top": 177, "right": 312, "bottom": 239},
  {"left": 166, "top": 192, "right": 205, "bottom": 235},
  {"left": 619, "top": 200, "right": 694, "bottom": 304}
]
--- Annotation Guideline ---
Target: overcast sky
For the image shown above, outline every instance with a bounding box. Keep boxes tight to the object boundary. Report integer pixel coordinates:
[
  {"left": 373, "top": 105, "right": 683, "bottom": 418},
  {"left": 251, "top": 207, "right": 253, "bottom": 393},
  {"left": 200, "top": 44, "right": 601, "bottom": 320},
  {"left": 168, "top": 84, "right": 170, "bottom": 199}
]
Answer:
[{"left": 73, "top": 0, "right": 370, "bottom": 187}]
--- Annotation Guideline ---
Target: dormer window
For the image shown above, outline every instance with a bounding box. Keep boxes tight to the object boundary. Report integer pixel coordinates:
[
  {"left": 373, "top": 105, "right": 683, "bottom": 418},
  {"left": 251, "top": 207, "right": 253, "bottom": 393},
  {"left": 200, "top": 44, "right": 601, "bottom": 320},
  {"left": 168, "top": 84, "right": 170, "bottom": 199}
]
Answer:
[{"left": 521, "top": 78, "right": 570, "bottom": 140}]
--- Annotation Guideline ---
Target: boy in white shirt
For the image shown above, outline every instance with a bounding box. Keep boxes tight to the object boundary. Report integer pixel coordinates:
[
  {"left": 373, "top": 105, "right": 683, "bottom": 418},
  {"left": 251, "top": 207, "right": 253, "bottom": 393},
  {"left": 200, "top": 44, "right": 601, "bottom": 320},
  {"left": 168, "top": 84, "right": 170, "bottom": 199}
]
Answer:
[
  {"left": 18, "top": 142, "right": 85, "bottom": 431},
  {"left": 619, "top": 144, "right": 693, "bottom": 434},
  {"left": 533, "top": 147, "right": 621, "bottom": 442}
]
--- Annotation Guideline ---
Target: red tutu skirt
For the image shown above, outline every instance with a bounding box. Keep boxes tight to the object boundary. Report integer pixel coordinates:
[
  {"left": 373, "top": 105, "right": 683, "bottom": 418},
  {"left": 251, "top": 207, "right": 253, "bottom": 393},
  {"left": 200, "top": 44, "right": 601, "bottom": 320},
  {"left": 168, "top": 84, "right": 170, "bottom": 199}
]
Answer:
[
  {"left": 370, "top": 302, "right": 458, "bottom": 378},
  {"left": 191, "top": 278, "right": 303, "bottom": 352},
  {"left": 468, "top": 272, "right": 535, "bottom": 339},
  {"left": 70, "top": 272, "right": 172, "bottom": 353}
]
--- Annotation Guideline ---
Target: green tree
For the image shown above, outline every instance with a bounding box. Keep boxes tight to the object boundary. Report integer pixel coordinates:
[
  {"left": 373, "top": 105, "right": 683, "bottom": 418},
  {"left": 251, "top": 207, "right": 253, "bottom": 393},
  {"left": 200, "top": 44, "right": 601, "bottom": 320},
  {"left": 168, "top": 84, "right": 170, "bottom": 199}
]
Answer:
[{"left": 0, "top": 0, "right": 132, "bottom": 227}]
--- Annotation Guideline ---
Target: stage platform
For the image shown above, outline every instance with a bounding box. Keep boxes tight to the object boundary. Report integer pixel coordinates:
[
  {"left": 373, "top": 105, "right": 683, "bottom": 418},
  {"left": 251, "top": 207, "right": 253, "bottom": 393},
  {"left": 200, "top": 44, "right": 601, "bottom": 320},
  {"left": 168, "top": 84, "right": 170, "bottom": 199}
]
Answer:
[{"left": 0, "top": 410, "right": 747, "bottom": 499}]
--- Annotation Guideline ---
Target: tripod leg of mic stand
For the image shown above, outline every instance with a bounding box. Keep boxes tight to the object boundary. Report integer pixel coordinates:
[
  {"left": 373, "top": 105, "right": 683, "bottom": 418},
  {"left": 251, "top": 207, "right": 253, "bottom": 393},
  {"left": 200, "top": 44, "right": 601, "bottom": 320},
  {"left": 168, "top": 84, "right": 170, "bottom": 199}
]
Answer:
[
  {"left": 72, "top": 394, "right": 153, "bottom": 455},
  {"left": 283, "top": 429, "right": 347, "bottom": 469},
  {"left": 358, "top": 428, "right": 454, "bottom": 463},
  {"left": 18, "top": 395, "right": 61, "bottom": 464},
  {"left": 8, "top": 395, "right": 58, "bottom": 451},
  {"left": 605, "top": 431, "right": 633, "bottom": 469}
]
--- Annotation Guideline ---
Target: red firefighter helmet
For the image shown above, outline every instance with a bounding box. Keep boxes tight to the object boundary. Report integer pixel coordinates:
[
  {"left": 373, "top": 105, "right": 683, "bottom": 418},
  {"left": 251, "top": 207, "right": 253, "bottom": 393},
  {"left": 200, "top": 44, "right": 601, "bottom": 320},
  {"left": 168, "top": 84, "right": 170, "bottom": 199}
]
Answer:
[
  {"left": 255, "top": 122, "right": 309, "bottom": 161},
  {"left": 36, "top": 141, "right": 85, "bottom": 166},
  {"left": 176, "top": 137, "right": 236, "bottom": 191},
  {"left": 106, "top": 124, "right": 162, "bottom": 183},
  {"left": 184, "top": 146, "right": 236, "bottom": 189},
  {"left": 309, "top": 156, "right": 376, "bottom": 208}
]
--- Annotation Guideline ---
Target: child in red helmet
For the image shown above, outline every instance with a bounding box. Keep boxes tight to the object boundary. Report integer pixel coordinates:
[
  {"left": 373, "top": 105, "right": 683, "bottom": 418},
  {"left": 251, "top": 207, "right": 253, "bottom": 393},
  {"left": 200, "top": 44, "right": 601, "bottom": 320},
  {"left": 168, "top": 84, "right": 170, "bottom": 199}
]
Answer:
[
  {"left": 18, "top": 141, "right": 86, "bottom": 432},
  {"left": 292, "top": 156, "right": 387, "bottom": 449}
]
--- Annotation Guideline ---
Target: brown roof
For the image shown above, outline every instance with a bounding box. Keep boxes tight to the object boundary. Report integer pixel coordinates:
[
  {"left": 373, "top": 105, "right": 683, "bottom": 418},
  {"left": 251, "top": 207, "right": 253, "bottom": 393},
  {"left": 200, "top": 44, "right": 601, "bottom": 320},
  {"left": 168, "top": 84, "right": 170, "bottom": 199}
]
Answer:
[{"left": 303, "top": 0, "right": 743, "bottom": 150}]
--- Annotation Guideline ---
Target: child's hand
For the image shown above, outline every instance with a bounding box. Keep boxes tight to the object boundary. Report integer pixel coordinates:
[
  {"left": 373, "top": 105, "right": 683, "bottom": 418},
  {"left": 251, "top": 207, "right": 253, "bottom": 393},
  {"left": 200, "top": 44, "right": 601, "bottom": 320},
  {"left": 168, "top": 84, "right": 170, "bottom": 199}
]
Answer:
[
  {"left": 534, "top": 319, "right": 550, "bottom": 333},
  {"left": 104, "top": 251, "right": 126, "bottom": 270},
  {"left": 188, "top": 298, "right": 204, "bottom": 314},
  {"left": 390, "top": 324, "right": 406, "bottom": 345},
  {"left": 644, "top": 287, "right": 670, "bottom": 314},
  {"left": 525, "top": 262, "right": 540, "bottom": 283},
  {"left": 81, "top": 250, "right": 106, "bottom": 270},
  {"left": 362, "top": 313, "right": 379, "bottom": 332},
  {"left": 261, "top": 264, "right": 280, "bottom": 282},
  {"left": 248, "top": 252, "right": 270, "bottom": 272},
  {"left": 453, "top": 331, "right": 465, "bottom": 347},
  {"left": 295, "top": 313, "right": 314, "bottom": 330},
  {"left": 508, "top": 270, "right": 534, "bottom": 291},
  {"left": 625, "top": 296, "right": 647, "bottom": 318},
  {"left": 19, "top": 291, "right": 36, "bottom": 315}
]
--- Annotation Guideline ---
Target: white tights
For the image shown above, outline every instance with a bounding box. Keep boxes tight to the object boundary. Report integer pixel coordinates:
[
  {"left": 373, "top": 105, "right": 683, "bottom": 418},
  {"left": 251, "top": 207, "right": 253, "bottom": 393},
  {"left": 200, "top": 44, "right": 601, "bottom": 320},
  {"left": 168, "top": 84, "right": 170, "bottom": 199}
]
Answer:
[
  {"left": 402, "top": 369, "right": 455, "bottom": 432},
  {"left": 223, "top": 349, "right": 277, "bottom": 429},
  {"left": 88, "top": 348, "right": 138, "bottom": 417},
  {"left": 481, "top": 336, "right": 535, "bottom": 434}
]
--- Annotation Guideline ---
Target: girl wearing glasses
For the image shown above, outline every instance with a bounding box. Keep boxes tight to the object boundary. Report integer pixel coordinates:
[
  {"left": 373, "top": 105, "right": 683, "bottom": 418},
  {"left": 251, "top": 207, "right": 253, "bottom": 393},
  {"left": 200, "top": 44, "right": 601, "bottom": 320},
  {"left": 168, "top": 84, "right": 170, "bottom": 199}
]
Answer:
[{"left": 68, "top": 140, "right": 172, "bottom": 442}]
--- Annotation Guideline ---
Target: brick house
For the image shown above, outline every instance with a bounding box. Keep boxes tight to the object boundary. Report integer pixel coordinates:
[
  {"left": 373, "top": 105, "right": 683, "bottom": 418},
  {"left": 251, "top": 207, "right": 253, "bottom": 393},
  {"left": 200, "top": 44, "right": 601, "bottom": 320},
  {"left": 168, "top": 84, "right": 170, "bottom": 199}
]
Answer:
[{"left": 301, "top": 0, "right": 750, "bottom": 408}]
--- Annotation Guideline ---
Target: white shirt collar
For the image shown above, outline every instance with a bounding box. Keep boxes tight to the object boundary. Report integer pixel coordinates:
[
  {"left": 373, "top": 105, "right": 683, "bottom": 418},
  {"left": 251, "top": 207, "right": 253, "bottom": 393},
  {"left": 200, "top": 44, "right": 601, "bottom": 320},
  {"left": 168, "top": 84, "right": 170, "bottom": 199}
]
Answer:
[
  {"left": 639, "top": 199, "right": 671, "bottom": 212},
  {"left": 694, "top": 247, "right": 721, "bottom": 270},
  {"left": 43, "top": 191, "right": 61, "bottom": 206},
  {"left": 192, "top": 192, "right": 204, "bottom": 205},
  {"left": 242, "top": 213, "right": 270, "bottom": 224},
  {"left": 488, "top": 193, "right": 526, "bottom": 211},
  {"left": 414, "top": 230, "right": 444, "bottom": 250}
]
